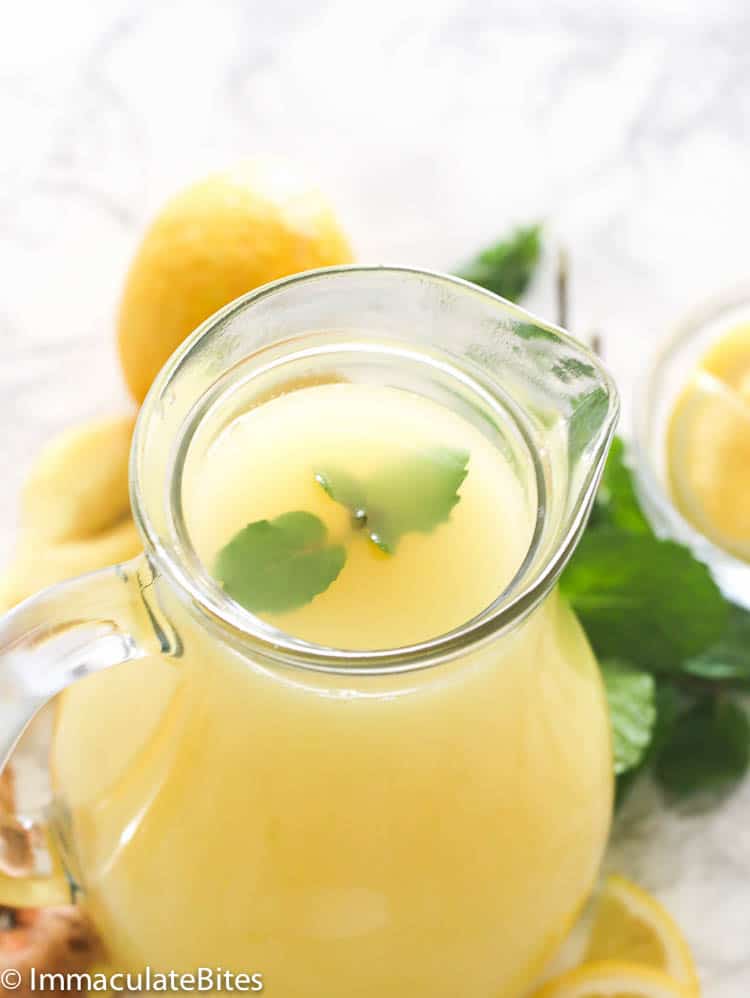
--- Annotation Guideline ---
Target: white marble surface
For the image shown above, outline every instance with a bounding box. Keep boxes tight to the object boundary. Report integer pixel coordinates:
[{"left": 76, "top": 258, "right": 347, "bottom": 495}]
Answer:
[{"left": 1, "top": 0, "right": 749, "bottom": 993}]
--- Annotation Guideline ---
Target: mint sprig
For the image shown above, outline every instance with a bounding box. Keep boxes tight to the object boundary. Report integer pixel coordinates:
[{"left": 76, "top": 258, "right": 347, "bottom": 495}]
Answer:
[
  {"left": 316, "top": 448, "right": 469, "bottom": 554},
  {"left": 214, "top": 511, "right": 345, "bottom": 614},
  {"left": 455, "top": 225, "right": 542, "bottom": 301},
  {"left": 570, "top": 435, "right": 750, "bottom": 806}
]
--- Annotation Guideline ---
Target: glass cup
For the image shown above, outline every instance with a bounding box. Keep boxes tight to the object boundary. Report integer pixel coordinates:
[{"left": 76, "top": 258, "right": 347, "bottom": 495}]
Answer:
[
  {"left": 633, "top": 284, "right": 750, "bottom": 608},
  {"left": 0, "top": 267, "right": 618, "bottom": 997}
]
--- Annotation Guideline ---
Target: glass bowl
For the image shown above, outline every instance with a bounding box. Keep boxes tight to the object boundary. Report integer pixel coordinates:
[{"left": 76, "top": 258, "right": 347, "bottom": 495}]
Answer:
[{"left": 632, "top": 284, "right": 750, "bottom": 609}]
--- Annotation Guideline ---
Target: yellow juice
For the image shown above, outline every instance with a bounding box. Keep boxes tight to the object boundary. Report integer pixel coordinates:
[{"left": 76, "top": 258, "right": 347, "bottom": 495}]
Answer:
[{"left": 52, "top": 384, "right": 612, "bottom": 997}]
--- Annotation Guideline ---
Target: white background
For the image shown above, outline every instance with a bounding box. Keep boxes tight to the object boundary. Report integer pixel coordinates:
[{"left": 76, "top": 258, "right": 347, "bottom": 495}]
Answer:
[{"left": 1, "top": 1, "right": 749, "bottom": 993}]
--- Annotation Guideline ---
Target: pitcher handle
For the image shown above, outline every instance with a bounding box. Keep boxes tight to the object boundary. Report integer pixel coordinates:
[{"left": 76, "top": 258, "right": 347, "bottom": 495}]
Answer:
[{"left": 0, "top": 554, "right": 171, "bottom": 906}]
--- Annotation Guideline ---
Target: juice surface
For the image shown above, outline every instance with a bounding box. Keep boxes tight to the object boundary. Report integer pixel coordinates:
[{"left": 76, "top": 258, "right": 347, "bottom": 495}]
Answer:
[
  {"left": 186, "top": 382, "right": 533, "bottom": 648},
  {"left": 51, "top": 383, "right": 612, "bottom": 997}
]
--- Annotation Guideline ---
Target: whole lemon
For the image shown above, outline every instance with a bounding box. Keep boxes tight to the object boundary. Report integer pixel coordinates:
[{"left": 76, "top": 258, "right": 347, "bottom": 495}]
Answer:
[{"left": 117, "top": 160, "right": 354, "bottom": 402}]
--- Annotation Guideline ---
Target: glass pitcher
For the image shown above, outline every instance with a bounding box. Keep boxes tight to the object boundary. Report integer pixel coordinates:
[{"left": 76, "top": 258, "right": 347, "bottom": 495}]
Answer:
[{"left": 0, "top": 267, "right": 618, "bottom": 998}]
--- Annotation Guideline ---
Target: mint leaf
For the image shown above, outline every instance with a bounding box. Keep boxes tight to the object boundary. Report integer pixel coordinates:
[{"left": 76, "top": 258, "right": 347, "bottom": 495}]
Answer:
[
  {"left": 316, "top": 448, "right": 469, "bottom": 553},
  {"left": 364, "top": 449, "right": 470, "bottom": 551},
  {"left": 651, "top": 683, "right": 685, "bottom": 758},
  {"left": 601, "top": 660, "right": 657, "bottom": 775},
  {"left": 591, "top": 437, "right": 652, "bottom": 536},
  {"left": 315, "top": 469, "right": 367, "bottom": 520},
  {"left": 654, "top": 697, "right": 750, "bottom": 799},
  {"left": 576, "top": 438, "right": 749, "bottom": 805},
  {"left": 615, "top": 681, "right": 684, "bottom": 807},
  {"left": 214, "top": 511, "right": 345, "bottom": 614},
  {"left": 683, "top": 603, "right": 750, "bottom": 683},
  {"left": 455, "top": 225, "right": 541, "bottom": 301},
  {"left": 560, "top": 529, "right": 728, "bottom": 671}
]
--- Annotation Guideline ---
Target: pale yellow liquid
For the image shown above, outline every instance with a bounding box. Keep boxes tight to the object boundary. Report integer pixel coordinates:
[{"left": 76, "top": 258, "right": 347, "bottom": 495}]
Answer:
[
  {"left": 188, "top": 383, "right": 533, "bottom": 647},
  {"left": 52, "top": 384, "right": 612, "bottom": 997}
]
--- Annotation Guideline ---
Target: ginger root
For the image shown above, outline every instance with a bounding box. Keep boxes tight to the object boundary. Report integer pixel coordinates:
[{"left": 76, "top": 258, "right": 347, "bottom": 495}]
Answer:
[{"left": 0, "top": 907, "right": 102, "bottom": 996}]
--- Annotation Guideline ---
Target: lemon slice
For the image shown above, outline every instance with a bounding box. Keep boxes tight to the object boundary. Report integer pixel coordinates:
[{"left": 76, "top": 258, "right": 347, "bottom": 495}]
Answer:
[
  {"left": 531, "top": 961, "right": 694, "bottom": 998},
  {"left": 667, "top": 369, "right": 750, "bottom": 561},
  {"left": 700, "top": 322, "right": 750, "bottom": 398},
  {"left": 584, "top": 875, "right": 700, "bottom": 996}
]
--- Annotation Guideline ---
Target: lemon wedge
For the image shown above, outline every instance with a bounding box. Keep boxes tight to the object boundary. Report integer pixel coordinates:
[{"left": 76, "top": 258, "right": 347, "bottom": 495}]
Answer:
[
  {"left": 584, "top": 875, "right": 700, "bottom": 996},
  {"left": 667, "top": 369, "right": 750, "bottom": 561},
  {"left": 531, "top": 961, "right": 694, "bottom": 998}
]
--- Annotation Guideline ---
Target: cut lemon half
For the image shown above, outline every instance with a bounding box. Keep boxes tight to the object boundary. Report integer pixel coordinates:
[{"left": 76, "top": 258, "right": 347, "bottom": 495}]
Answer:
[
  {"left": 531, "top": 960, "right": 694, "bottom": 998},
  {"left": 584, "top": 875, "right": 700, "bottom": 996},
  {"left": 667, "top": 369, "right": 750, "bottom": 562}
]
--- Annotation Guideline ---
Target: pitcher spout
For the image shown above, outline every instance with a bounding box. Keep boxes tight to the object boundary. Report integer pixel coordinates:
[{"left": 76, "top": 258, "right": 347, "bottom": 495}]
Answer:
[{"left": 462, "top": 295, "right": 619, "bottom": 615}]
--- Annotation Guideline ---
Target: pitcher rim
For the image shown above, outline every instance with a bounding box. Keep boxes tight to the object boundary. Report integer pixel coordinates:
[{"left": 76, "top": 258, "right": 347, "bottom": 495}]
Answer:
[{"left": 131, "top": 265, "right": 619, "bottom": 675}]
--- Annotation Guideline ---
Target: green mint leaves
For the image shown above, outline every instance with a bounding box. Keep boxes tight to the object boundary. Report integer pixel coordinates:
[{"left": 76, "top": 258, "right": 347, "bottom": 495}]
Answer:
[
  {"left": 214, "top": 511, "right": 345, "bottom": 614},
  {"left": 315, "top": 448, "right": 469, "bottom": 554},
  {"left": 214, "top": 448, "right": 469, "bottom": 614},
  {"left": 683, "top": 602, "right": 750, "bottom": 682},
  {"left": 561, "top": 530, "right": 728, "bottom": 671},
  {"left": 455, "top": 225, "right": 542, "bottom": 301},
  {"left": 655, "top": 697, "right": 750, "bottom": 799},
  {"left": 567, "top": 435, "right": 750, "bottom": 805}
]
